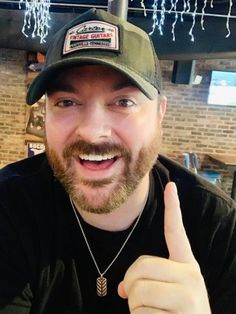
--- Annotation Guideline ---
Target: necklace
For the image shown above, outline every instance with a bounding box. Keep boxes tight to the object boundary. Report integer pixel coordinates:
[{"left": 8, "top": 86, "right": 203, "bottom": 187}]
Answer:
[{"left": 70, "top": 196, "right": 144, "bottom": 297}]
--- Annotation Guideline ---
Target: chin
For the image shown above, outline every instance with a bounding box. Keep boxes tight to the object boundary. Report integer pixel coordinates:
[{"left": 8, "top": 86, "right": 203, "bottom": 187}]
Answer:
[{"left": 72, "top": 181, "right": 129, "bottom": 215}]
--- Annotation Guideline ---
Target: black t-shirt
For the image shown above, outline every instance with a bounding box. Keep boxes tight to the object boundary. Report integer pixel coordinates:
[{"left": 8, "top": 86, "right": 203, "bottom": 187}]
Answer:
[{"left": 0, "top": 153, "right": 235, "bottom": 314}]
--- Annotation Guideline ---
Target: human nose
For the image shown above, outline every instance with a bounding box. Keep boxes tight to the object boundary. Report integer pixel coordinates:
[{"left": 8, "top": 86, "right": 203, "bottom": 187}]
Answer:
[{"left": 74, "top": 103, "right": 112, "bottom": 142}]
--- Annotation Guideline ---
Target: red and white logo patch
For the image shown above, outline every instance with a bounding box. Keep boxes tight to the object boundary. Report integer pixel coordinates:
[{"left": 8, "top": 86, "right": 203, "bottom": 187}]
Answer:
[{"left": 63, "top": 20, "right": 119, "bottom": 54}]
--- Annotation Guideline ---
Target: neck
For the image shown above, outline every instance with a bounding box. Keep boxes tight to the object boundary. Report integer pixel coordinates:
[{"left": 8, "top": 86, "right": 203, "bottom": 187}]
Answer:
[{"left": 73, "top": 174, "right": 150, "bottom": 232}]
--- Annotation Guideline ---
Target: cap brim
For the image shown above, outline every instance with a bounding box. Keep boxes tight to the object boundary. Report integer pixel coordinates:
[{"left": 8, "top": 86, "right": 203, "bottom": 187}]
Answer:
[{"left": 26, "top": 57, "right": 158, "bottom": 105}]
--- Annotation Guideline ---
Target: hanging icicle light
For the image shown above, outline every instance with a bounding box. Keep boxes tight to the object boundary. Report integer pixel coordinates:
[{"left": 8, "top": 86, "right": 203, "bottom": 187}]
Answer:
[
  {"left": 135, "top": 0, "right": 234, "bottom": 41},
  {"left": 140, "top": 0, "right": 147, "bottom": 16},
  {"left": 149, "top": 0, "right": 159, "bottom": 36},
  {"left": 18, "top": 0, "right": 235, "bottom": 43},
  {"left": 181, "top": 0, "right": 187, "bottom": 22},
  {"left": 201, "top": 0, "right": 207, "bottom": 30},
  {"left": 188, "top": 0, "right": 198, "bottom": 42},
  {"left": 226, "top": 0, "right": 233, "bottom": 37},
  {"left": 159, "top": 0, "right": 166, "bottom": 35},
  {"left": 171, "top": 0, "right": 179, "bottom": 41},
  {"left": 186, "top": 0, "right": 191, "bottom": 13},
  {"left": 19, "top": 0, "right": 51, "bottom": 43},
  {"left": 168, "top": 0, "right": 175, "bottom": 13}
]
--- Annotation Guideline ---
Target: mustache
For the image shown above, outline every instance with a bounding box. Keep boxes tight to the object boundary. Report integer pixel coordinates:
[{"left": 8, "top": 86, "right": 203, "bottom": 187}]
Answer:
[{"left": 63, "top": 140, "right": 131, "bottom": 160}]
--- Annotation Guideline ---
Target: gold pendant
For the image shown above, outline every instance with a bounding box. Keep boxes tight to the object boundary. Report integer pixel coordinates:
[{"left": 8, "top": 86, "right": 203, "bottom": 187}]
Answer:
[{"left": 96, "top": 276, "right": 107, "bottom": 297}]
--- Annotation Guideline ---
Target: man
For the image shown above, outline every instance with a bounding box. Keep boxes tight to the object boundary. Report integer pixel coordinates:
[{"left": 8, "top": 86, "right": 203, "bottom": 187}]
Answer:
[{"left": 0, "top": 8, "right": 235, "bottom": 314}]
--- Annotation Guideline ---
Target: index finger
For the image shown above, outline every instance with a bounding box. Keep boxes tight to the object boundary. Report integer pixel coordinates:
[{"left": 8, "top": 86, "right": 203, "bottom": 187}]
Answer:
[{"left": 164, "top": 182, "right": 196, "bottom": 264}]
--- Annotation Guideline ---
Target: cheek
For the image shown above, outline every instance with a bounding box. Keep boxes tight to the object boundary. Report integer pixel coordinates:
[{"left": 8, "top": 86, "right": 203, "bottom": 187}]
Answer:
[
  {"left": 117, "top": 111, "right": 158, "bottom": 153},
  {"left": 45, "top": 111, "right": 74, "bottom": 153}
]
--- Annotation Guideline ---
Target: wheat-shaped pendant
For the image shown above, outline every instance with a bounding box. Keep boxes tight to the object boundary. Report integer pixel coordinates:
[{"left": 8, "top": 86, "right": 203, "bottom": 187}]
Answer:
[{"left": 96, "top": 276, "right": 107, "bottom": 297}]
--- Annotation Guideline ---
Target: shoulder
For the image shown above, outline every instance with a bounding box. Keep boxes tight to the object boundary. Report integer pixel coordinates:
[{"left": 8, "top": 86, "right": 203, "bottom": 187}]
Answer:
[
  {"left": 156, "top": 154, "right": 235, "bottom": 211},
  {"left": 154, "top": 155, "right": 236, "bottom": 241},
  {"left": 0, "top": 153, "right": 55, "bottom": 208},
  {"left": 154, "top": 155, "right": 236, "bottom": 273},
  {"left": 0, "top": 153, "right": 53, "bottom": 189},
  {"left": 0, "top": 153, "right": 49, "bottom": 182}
]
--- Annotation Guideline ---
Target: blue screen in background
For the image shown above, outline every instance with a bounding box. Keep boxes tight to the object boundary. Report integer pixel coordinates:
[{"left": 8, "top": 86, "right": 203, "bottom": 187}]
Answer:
[{"left": 208, "top": 70, "right": 236, "bottom": 106}]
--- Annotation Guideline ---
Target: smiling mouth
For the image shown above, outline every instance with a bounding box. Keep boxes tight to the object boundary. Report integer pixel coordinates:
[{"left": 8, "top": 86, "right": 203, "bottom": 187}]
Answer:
[{"left": 77, "top": 154, "right": 119, "bottom": 170}]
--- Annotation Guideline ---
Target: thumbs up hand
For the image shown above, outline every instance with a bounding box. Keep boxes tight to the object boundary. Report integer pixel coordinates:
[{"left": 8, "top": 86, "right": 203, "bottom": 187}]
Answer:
[{"left": 118, "top": 182, "right": 211, "bottom": 314}]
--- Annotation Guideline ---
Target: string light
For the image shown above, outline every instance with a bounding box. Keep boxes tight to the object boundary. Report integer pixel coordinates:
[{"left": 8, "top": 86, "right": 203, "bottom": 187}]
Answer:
[
  {"left": 186, "top": 0, "right": 191, "bottom": 13},
  {"left": 145, "top": 0, "right": 234, "bottom": 41},
  {"left": 226, "top": 0, "right": 233, "bottom": 37},
  {"left": 168, "top": 0, "right": 175, "bottom": 13},
  {"left": 171, "top": 0, "right": 179, "bottom": 41},
  {"left": 149, "top": 0, "right": 159, "bottom": 36},
  {"left": 130, "top": 0, "right": 147, "bottom": 16},
  {"left": 181, "top": 0, "right": 187, "bottom": 22},
  {"left": 140, "top": 0, "right": 147, "bottom": 16},
  {"left": 19, "top": 0, "right": 51, "bottom": 43},
  {"left": 159, "top": 0, "right": 166, "bottom": 35},
  {"left": 17, "top": 0, "right": 235, "bottom": 43},
  {"left": 201, "top": 0, "right": 207, "bottom": 30},
  {"left": 189, "top": 0, "right": 197, "bottom": 42}
]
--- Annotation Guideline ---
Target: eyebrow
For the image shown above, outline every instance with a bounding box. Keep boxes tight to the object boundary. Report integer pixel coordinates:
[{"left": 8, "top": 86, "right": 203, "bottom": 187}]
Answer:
[
  {"left": 112, "top": 79, "right": 138, "bottom": 91},
  {"left": 46, "top": 78, "right": 138, "bottom": 95},
  {"left": 46, "top": 82, "right": 78, "bottom": 95}
]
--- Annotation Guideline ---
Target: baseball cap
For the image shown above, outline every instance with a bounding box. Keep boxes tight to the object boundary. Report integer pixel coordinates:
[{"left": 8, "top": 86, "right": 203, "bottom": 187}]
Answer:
[{"left": 26, "top": 8, "right": 162, "bottom": 105}]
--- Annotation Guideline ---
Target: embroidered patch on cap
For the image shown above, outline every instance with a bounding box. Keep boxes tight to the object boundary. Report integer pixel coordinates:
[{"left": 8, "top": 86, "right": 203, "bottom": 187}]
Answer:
[{"left": 63, "top": 20, "right": 119, "bottom": 55}]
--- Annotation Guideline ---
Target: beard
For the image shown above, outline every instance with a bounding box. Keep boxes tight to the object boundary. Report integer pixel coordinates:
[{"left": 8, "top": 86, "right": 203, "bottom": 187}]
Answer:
[{"left": 45, "top": 128, "right": 162, "bottom": 214}]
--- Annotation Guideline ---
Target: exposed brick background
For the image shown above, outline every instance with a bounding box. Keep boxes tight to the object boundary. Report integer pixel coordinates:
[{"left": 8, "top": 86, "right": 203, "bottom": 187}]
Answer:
[
  {"left": 160, "top": 59, "right": 236, "bottom": 195},
  {"left": 0, "top": 49, "right": 27, "bottom": 166},
  {"left": 0, "top": 48, "right": 236, "bottom": 197}
]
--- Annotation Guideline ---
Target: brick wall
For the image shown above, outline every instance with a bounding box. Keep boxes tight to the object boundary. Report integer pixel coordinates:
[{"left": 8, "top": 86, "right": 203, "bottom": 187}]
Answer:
[
  {"left": 160, "top": 59, "right": 236, "bottom": 195},
  {"left": 0, "top": 49, "right": 27, "bottom": 166},
  {"left": 0, "top": 48, "right": 235, "bottom": 196}
]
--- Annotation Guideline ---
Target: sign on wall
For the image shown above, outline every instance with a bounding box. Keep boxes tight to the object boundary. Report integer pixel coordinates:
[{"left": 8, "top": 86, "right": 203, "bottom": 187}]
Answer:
[
  {"left": 26, "top": 141, "right": 45, "bottom": 158},
  {"left": 26, "top": 98, "right": 45, "bottom": 138}
]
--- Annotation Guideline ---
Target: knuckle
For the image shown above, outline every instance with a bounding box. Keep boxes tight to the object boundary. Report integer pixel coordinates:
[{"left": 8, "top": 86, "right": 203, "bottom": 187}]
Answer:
[
  {"left": 183, "top": 263, "right": 203, "bottom": 287},
  {"left": 180, "top": 267, "right": 208, "bottom": 312},
  {"left": 181, "top": 288, "right": 200, "bottom": 312},
  {"left": 128, "top": 280, "right": 148, "bottom": 310},
  {"left": 189, "top": 267, "right": 204, "bottom": 288},
  {"left": 136, "top": 255, "right": 149, "bottom": 264},
  {"left": 134, "top": 256, "right": 152, "bottom": 275}
]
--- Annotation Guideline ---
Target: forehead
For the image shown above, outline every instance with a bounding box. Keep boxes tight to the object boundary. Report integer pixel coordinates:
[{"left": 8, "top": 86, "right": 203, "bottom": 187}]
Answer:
[
  {"left": 46, "top": 64, "right": 137, "bottom": 94},
  {"left": 63, "top": 64, "right": 128, "bottom": 78}
]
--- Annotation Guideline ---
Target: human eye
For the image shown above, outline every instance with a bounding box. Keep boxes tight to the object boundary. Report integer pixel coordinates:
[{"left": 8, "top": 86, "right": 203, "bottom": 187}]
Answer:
[
  {"left": 114, "top": 98, "right": 136, "bottom": 108},
  {"left": 55, "top": 99, "right": 79, "bottom": 108}
]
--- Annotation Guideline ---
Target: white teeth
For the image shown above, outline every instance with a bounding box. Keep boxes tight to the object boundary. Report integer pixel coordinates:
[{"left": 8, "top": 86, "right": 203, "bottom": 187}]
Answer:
[{"left": 79, "top": 154, "right": 116, "bottom": 161}]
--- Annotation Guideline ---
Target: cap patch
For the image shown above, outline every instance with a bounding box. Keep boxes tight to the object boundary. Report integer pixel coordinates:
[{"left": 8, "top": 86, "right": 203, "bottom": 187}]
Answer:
[{"left": 63, "top": 20, "right": 119, "bottom": 54}]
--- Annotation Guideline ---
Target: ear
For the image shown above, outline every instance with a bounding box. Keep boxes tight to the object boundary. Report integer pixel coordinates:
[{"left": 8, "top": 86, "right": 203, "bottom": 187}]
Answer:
[{"left": 158, "top": 95, "right": 167, "bottom": 124}]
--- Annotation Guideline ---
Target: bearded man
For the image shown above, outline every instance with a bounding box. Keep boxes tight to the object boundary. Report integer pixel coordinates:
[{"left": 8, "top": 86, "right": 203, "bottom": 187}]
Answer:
[{"left": 0, "top": 8, "right": 235, "bottom": 314}]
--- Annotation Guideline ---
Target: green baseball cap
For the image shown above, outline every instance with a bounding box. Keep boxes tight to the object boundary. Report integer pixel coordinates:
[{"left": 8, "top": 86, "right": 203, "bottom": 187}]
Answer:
[{"left": 26, "top": 8, "right": 162, "bottom": 105}]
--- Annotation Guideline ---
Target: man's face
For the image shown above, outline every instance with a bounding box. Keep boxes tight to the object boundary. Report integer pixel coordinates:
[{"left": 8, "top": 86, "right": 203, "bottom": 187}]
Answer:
[{"left": 45, "top": 65, "right": 166, "bottom": 214}]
